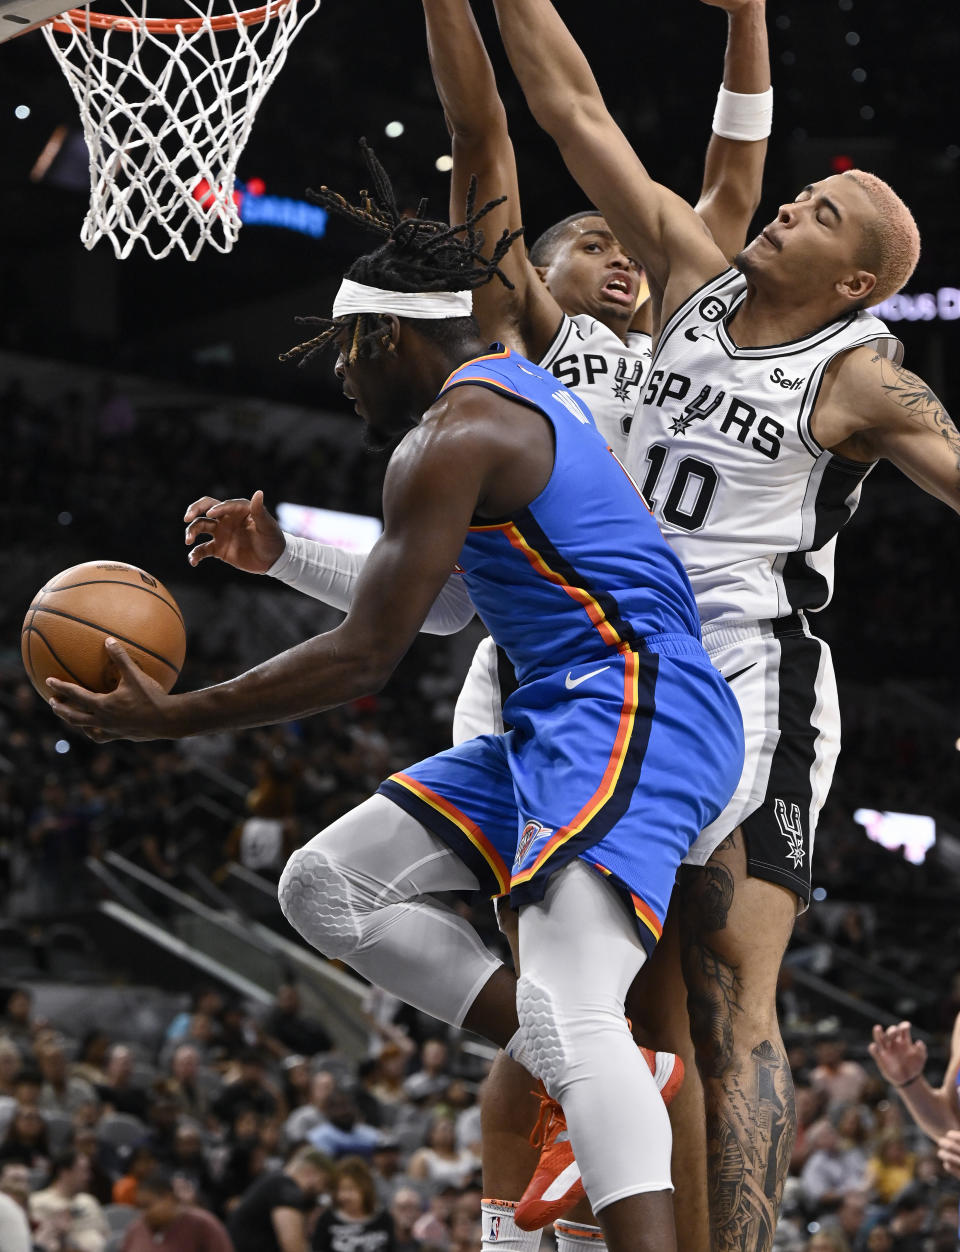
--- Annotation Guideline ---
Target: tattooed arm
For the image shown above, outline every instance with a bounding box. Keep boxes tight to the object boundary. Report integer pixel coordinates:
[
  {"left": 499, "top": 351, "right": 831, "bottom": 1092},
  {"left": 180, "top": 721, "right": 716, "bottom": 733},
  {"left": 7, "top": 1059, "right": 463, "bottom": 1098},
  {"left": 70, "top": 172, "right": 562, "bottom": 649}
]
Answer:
[{"left": 814, "top": 346, "right": 960, "bottom": 511}]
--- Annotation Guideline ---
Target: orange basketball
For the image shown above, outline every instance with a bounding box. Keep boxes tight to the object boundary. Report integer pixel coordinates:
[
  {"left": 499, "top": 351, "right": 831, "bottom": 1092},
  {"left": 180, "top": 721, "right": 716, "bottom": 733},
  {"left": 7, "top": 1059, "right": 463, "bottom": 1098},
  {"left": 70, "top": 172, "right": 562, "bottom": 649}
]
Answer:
[{"left": 21, "top": 560, "right": 187, "bottom": 701}]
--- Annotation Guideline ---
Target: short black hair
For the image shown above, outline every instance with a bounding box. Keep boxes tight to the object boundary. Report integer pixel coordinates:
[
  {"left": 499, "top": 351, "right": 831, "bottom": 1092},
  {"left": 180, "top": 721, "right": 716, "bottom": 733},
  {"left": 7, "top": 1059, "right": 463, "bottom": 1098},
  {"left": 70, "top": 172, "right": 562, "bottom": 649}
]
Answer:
[
  {"left": 281, "top": 140, "right": 522, "bottom": 370},
  {"left": 528, "top": 209, "right": 601, "bottom": 267},
  {"left": 138, "top": 1167, "right": 175, "bottom": 1197}
]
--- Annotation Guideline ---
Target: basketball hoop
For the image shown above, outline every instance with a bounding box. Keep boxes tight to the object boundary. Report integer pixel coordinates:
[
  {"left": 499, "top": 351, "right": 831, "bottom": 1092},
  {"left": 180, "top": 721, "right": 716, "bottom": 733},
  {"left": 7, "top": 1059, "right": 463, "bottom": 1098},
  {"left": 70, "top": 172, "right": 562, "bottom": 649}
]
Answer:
[{"left": 42, "top": 0, "right": 321, "bottom": 259}]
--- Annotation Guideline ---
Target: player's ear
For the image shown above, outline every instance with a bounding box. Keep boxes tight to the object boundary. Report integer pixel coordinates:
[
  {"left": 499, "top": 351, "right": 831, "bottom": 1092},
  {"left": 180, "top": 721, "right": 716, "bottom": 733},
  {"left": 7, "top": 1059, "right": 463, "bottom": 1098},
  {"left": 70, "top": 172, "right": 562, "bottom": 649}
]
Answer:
[
  {"left": 385, "top": 314, "right": 401, "bottom": 353},
  {"left": 533, "top": 265, "right": 550, "bottom": 288},
  {"left": 837, "top": 269, "right": 877, "bottom": 304}
]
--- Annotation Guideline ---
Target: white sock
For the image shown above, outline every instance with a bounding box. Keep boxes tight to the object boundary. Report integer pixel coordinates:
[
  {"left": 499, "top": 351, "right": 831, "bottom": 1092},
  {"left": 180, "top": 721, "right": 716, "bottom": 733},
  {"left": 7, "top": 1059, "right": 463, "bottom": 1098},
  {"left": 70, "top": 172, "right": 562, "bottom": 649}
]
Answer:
[
  {"left": 481, "top": 1199, "right": 542, "bottom": 1252},
  {"left": 554, "top": 1220, "right": 607, "bottom": 1252}
]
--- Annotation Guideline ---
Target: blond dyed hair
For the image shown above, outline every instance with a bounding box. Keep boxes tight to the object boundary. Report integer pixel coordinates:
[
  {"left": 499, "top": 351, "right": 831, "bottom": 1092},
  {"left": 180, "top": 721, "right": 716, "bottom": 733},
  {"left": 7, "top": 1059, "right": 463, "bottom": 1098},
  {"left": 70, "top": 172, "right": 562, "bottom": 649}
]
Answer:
[{"left": 844, "top": 170, "right": 920, "bottom": 304}]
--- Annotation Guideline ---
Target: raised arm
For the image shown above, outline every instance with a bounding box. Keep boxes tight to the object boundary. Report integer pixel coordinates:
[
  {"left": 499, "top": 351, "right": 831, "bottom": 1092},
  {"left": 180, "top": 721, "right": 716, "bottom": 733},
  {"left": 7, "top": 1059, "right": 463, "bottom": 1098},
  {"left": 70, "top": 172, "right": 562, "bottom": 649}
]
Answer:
[
  {"left": 423, "top": 0, "right": 560, "bottom": 353},
  {"left": 870, "top": 1017, "right": 960, "bottom": 1143},
  {"left": 47, "top": 399, "right": 510, "bottom": 742},
  {"left": 695, "top": 0, "right": 771, "bottom": 261},
  {"left": 492, "top": 0, "right": 728, "bottom": 330}
]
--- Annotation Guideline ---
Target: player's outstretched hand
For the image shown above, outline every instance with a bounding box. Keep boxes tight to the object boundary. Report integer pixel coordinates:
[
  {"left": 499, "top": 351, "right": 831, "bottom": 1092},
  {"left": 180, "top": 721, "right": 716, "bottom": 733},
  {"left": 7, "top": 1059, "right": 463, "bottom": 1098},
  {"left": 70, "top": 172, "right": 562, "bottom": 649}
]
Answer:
[
  {"left": 869, "top": 1021, "right": 928, "bottom": 1087},
  {"left": 184, "top": 489, "right": 286, "bottom": 574},
  {"left": 938, "top": 1130, "right": 960, "bottom": 1179},
  {"left": 46, "top": 639, "right": 174, "bottom": 742}
]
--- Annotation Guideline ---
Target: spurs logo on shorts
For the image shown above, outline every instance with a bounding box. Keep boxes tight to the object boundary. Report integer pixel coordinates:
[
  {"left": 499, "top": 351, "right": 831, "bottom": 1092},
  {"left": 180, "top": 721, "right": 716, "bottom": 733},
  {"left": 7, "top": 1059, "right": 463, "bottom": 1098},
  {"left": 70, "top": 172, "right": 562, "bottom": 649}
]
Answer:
[
  {"left": 774, "top": 799, "right": 806, "bottom": 869},
  {"left": 516, "top": 819, "right": 552, "bottom": 867}
]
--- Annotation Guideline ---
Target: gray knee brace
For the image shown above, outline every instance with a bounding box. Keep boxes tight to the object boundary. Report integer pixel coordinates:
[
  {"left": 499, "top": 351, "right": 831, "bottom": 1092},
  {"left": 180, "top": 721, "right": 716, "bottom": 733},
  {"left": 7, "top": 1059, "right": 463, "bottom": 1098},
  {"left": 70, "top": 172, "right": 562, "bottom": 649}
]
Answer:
[
  {"left": 516, "top": 972, "right": 569, "bottom": 1093},
  {"left": 278, "top": 846, "right": 366, "bottom": 960}
]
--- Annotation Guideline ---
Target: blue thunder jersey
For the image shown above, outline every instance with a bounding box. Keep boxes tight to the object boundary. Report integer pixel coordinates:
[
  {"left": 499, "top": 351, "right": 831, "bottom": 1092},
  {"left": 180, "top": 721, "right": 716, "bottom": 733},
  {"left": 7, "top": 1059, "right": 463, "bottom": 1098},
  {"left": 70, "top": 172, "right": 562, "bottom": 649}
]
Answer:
[{"left": 440, "top": 347, "right": 701, "bottom": 685}]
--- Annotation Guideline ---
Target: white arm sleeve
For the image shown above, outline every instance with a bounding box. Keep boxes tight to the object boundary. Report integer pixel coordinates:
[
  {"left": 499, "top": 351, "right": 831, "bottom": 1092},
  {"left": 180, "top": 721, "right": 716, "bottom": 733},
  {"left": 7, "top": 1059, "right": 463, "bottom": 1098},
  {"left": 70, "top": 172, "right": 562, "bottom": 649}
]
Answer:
[{"left": 266, "top": 533, "right": 476, "bottom": 636}]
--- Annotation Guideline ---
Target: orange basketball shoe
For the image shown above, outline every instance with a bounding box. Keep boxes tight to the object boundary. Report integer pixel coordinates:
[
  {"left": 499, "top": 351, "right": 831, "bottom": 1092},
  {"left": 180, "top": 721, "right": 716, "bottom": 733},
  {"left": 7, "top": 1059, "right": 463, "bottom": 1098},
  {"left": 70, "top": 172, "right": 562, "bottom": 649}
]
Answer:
[{"left": 513, "top": 1048, "right": 684, "bottom": 1232}]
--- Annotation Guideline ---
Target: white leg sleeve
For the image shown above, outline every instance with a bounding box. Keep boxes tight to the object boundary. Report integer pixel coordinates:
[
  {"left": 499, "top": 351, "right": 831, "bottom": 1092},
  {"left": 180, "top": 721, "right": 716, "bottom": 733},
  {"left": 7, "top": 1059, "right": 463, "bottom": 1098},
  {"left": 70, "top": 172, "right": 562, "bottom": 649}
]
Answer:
[
  {"left": 516, "top": 862, "right": 673, "bottom": 1214},
  {"left": 279, "top": 794, "right": 503, "bottom": 1026},
  {"left": 452, "top": 636, "right": 503, "bottom": 744}
]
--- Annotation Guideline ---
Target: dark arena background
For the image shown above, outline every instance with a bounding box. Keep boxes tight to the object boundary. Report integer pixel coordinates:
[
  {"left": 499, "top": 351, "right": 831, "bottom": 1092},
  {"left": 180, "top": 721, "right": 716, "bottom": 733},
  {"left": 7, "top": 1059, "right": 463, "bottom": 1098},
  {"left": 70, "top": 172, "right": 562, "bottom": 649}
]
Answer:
[{"left": 0, "top": 1, "right": 958, "bottom": 1249}]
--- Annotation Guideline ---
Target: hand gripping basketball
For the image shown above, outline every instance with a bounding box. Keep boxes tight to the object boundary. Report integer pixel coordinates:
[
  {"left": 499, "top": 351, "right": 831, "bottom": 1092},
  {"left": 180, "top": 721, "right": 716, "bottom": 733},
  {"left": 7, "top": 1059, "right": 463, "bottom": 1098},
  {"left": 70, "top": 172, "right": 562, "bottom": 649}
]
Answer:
[
  {"left": 184, "top": 489, "right": 286, "bottom": 574},
  {"left": 47, "top": 638, "right": 173, "bottom": 742}
]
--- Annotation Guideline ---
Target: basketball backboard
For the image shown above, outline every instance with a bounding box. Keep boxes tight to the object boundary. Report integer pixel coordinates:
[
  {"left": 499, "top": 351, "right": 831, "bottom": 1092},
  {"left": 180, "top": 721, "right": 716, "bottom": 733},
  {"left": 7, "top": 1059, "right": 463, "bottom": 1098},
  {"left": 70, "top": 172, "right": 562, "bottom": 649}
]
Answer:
[{"left": 0, "top": 0, "right": 64, "bottom": 41}]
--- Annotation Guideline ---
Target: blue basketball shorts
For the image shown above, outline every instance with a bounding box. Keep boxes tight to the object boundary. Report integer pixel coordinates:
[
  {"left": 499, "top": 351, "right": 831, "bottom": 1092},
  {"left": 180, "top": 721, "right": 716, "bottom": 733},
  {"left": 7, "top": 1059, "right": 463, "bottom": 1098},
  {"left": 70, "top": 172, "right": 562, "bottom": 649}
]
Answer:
[{"left": 378, "top": 635, "right": 744, "bottom": 955}]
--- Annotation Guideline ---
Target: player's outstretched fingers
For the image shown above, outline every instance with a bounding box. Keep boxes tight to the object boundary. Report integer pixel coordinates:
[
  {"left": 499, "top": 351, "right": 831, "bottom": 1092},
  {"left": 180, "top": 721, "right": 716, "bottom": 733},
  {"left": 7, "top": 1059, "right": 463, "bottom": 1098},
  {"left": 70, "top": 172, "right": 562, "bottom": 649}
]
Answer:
[
  {"left": 185, "top": 514, "right": 220, "bottom": 545},
  {"left": 184, "top": 495, "right": 224, "bottom": 524}
]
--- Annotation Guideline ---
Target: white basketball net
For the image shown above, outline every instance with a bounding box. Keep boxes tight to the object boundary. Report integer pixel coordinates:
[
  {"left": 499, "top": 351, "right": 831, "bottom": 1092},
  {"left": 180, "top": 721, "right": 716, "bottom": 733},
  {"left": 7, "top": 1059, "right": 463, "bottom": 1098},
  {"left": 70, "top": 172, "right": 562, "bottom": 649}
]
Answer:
[{"left": 42, "top": 0, "right": 321, "bottom": 260}]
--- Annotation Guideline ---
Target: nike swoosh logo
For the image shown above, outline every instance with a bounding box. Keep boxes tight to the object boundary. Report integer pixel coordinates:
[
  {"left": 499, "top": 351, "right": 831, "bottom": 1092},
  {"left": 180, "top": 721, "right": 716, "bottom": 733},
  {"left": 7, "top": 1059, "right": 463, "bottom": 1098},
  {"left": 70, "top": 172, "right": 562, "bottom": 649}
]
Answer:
[
  {"left": 724, "top": 662, "right": 757, "bottom": 684},
  {"left": 565, "top": 665, "right": 611, "bottom": 690},
  {"left": 684, "top": 327, "right": 700, "bottom": 341}
]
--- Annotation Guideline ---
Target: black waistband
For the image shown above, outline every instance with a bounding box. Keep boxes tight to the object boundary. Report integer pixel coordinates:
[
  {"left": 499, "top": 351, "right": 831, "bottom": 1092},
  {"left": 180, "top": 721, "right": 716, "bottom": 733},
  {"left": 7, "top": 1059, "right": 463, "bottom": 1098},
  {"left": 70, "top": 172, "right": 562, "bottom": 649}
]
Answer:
[{"left": 772, "top": 612, "right": 806, "bottom": 639}]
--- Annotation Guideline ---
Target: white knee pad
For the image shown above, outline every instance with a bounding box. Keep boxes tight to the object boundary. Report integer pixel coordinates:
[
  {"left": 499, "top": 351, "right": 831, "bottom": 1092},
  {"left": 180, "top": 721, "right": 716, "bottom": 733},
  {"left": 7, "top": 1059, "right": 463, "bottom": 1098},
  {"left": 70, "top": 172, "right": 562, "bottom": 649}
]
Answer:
[
  {"left": 278, "top": 845, "right": 365, "bottom": 961},
  {"left": 516, "top": 972, "right": 569, "bottom": 1094}
]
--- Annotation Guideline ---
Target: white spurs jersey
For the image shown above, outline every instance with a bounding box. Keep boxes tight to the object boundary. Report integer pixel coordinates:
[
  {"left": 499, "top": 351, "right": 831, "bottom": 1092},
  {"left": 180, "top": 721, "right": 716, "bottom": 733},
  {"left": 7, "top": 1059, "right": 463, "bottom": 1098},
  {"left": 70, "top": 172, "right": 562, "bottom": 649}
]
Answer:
[
  {"left": 625, "top": 268, "right": 902, "bottom": 628},
  {"left": 539, "top": 313, "right": 653, "bottom": 458}
]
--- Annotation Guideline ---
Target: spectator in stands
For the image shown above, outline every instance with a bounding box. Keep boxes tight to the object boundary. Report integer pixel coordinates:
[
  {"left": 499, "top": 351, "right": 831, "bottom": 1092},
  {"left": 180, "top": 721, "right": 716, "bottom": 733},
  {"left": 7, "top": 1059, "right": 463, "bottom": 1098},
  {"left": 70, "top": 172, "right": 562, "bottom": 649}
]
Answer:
[
  {"left": 145, "top": 1093, "right": 182, "bottom": 1164},
  {"left": 811, "top": 1037, "right": 870, "bottom": 1112},
  {"left": 819, "top": 1192, "right": 868, "bottom": 1250},
  {"left": 866, "top": 1132, "right": 917, "bottom": 1204},
  {"left": 0, "top": 990, "right": 38, "bottom": 1056},
  {"left": 865, "top": 1227, "right": 894, "bottom": 1252},
  {"left": 113, "top": 1145, "right": 159, "bottom": 1206},
  {"left": 167, "top": 1044, "right": 215, "bottom": 1121},
  {"left": 0, "top": 1038, "right": 23, "bottom": 1099},
  {"left": 169, "top": 1121, "right": 217, "bottom": 1208},
  {"left": 368, "top": 1139, "right": 406, "bottom": 1208},
  {"left": 121, "top": 1167, "right": 233, "bottom": 1252},
  {"left": 279, "top": 1057, "right": 312, "bottom": 1117},
  {"left": 215, "top": 1135, "right": 268, "bottom": 1217},
  {"left": 311, "top": 1156, "right": 394, "bottom": 1252},
  {"left": 165, "top": 990, "right": 225, "bottom": 1048},
  {"left": 402, "top": 1042, "right": 450, "bottom": 1105},
  {"left": 0, "top": 1104, "right": 51, "bottom": 1170},
  {"left": 215, "top": 1005, "right": 259, "bottom": 1064},
  {"left": 37, "top": 1041, "right": 97, "bottom": 1117},
  {"left": 446, "top": 1204, "right": 482, "bottom": 1252},
  {"left": 411, "top": 1184, "right": 458, "bottom": 1250},
  {"left": 285, "top": 1071, "right": 335, "bottom": 1146},
  {"left": 366, "top": 1045, "right": 413, "bottom": 1117},
  {"left": 227, "top": 1144, "right": 329, "bottom": 1252},
  {"left": 213, "top": 1051, "right": 279, "bottom": 1125},
  {"left": 71, "top": 1032, "right": 111, "bottom": 1087},
  {"left": 0, "top": 1161, "right": 31, "bottom": 1209},
  {"left": 97, "top": 1045, "right": 149, "bottom": 1121},
  {"left": 884, "top": 1187, "right": 930, "bottom": 1251},
  {"left": 29, "top": 1149, "right": 109, "bottom": 1252},
  {"left": 264, "top": 985, "right": 333, "bottom": 1059},
  {"left": 306, "top": 1088, "right": 381, "bottom": 1160},
  {"left": 406, "top": 1115, "right": 477, "bottom": 1190},
  {"left": 804, "top": 1232, "right": 850, "bottom": 1252},
  {"left": 390, "top": 1188, "right": 424, "bottom": 1252},
  {"left": 799, "top": 1119, "right": 869, "bottom": 1212},
  {"left": 71, "top": 1126, "right": 116, "bottom": 1206}
]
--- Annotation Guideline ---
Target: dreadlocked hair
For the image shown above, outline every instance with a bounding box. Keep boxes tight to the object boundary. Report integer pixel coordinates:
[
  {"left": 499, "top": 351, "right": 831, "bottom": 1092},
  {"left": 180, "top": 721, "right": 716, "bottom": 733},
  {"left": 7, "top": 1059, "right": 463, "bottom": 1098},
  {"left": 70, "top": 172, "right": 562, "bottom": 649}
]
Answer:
[{"left": 280, "top": 140, "right": 523, "bottom": 369}]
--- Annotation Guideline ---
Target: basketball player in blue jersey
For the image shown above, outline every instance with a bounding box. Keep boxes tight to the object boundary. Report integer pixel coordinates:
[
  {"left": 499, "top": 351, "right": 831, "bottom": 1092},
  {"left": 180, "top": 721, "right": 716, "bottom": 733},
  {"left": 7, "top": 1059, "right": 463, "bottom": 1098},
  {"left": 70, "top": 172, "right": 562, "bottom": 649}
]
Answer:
[
  {"left": 491, "top": 0, "right": 960, "bottom": 1248},
  {"left": 48, "top": 155, "right": 744, "bottom": 1252}
]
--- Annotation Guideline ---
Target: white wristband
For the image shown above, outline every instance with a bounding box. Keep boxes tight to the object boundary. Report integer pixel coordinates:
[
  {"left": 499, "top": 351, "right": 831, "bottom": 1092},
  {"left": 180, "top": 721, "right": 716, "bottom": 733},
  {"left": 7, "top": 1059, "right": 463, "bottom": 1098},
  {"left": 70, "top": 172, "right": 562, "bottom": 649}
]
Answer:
[{"left": 712, "top": 84, "right": 773, "bottom": 142}]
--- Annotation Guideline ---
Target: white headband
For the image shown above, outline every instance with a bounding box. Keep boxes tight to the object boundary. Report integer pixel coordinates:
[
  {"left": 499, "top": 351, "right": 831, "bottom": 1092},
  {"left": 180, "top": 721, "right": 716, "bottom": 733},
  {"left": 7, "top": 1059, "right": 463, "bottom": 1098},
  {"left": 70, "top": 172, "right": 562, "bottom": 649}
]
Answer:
[{"left": 332, "top": 278, "right": 474, "bottom": 320}]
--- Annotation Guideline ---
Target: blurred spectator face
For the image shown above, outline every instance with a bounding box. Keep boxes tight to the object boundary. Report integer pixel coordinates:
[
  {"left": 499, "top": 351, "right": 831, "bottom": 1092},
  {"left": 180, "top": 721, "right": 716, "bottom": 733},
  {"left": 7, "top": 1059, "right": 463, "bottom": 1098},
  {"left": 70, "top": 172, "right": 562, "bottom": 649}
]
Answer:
[
  {"left": 188, "top": 1013, "right": 214, "bottom": 1045},
  {"left": 106, "top": 1045, "right": 134, "bottom": 1083},
  {"left": 150, "top": 1099, "right": 180, "bottom": 1136},
  {"left": 834, "top": 1106, "right": 864, "bottom": 1141},
  {"left": 0, "top": 1041, "right": 21, "bottom": 1085},
  {"left": 239, "top": 1056, "right": 265, "bottom": 1086},
  {"left": 391, "top": 1188, "right": 423, "bottom": 1236},
  {"left": 836, "top": 1192, "right": 867, "bottom": 1235},
  {"left": 3, "top": 991, "right": 31, "bottom": 1031},
  {"left": 174, "top": 1125, "right": 204, "bottom": 1161},
  {"left": 377, "top": 1048, "right": 406, "bottom": 1082},
  {"left": 276, "top": 985, "right": 300, "bottom": 1014},
  {"left": 815, "top": 1040, "right": 845, "bottom": 1069},
  {"left": 335, "top": 1175, "right": 368, "bottom": 1218},
  {"left": 371, "top": 1144, "right": 401, "bottom": 1179},
  {"left": 866, "top": 1228, "right": 893, "bottom": 1252},
  {"left": 12, "top": 1077, "right": 41, "bottom": 1108},
  {"left": 139, "top": 1180, "right": 178, "bottom": 1230},
  {"left": 0, "top": 1162, "right": 30, "bottom": 1204},
  {"left": 449, "top": 1209, "right": 481, "bottom": 1252},
  {"left": 428, "top": 1117, "right": 456, "bottom": 1152},
  {"left": 61, "top": 1154, "right": 92, "bottom": 1195},
  {"left": 879, "top": 1135, "right": 908, "bottom": 1165},
  {"left": 80, "top": 1033, "right": 110, "bottom": 1068},
  {"left": 326, "top": 1091, "right": 359, "bottom": 1131},
  {"left": 37, "top": 1043, "right": 66, "bottom": 1083},
  {"left": 422, "top": 1041, "right": 447, "bottom": 1074},
  {"left": 429, "top": 1187, "right": 458, "bottom": 1224},
  {"left": 298, "top": 1161, "right": 331, "bottom": 1200},
  {"left": 72, "top": 1100, "right": 101, "bottom": 1130},
  {"left": 12, "top": 1106, "right": 45, "bottom": 1143},
  {"left": 233, "top": 1109, "right": 261, "bottom": 1141},
  {"left": 171, "top": 1045, "right": 199, "bottom": 1081},
  {"left": 311, "top": 1071, "right": 335, "bottom": 1109}
]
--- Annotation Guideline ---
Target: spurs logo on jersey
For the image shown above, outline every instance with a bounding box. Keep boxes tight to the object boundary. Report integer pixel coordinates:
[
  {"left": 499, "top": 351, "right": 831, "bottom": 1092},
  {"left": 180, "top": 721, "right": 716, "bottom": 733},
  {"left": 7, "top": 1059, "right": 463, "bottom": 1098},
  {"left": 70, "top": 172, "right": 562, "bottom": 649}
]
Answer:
[
  {"left": 626, "top": 268, "right": 903, "bottom": 628},
  {"left": 774, "top": 799, "right": 805, "bottom": 869},
  {"left": 539, "top": 313, "right": 652, "bottom": 457}
]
